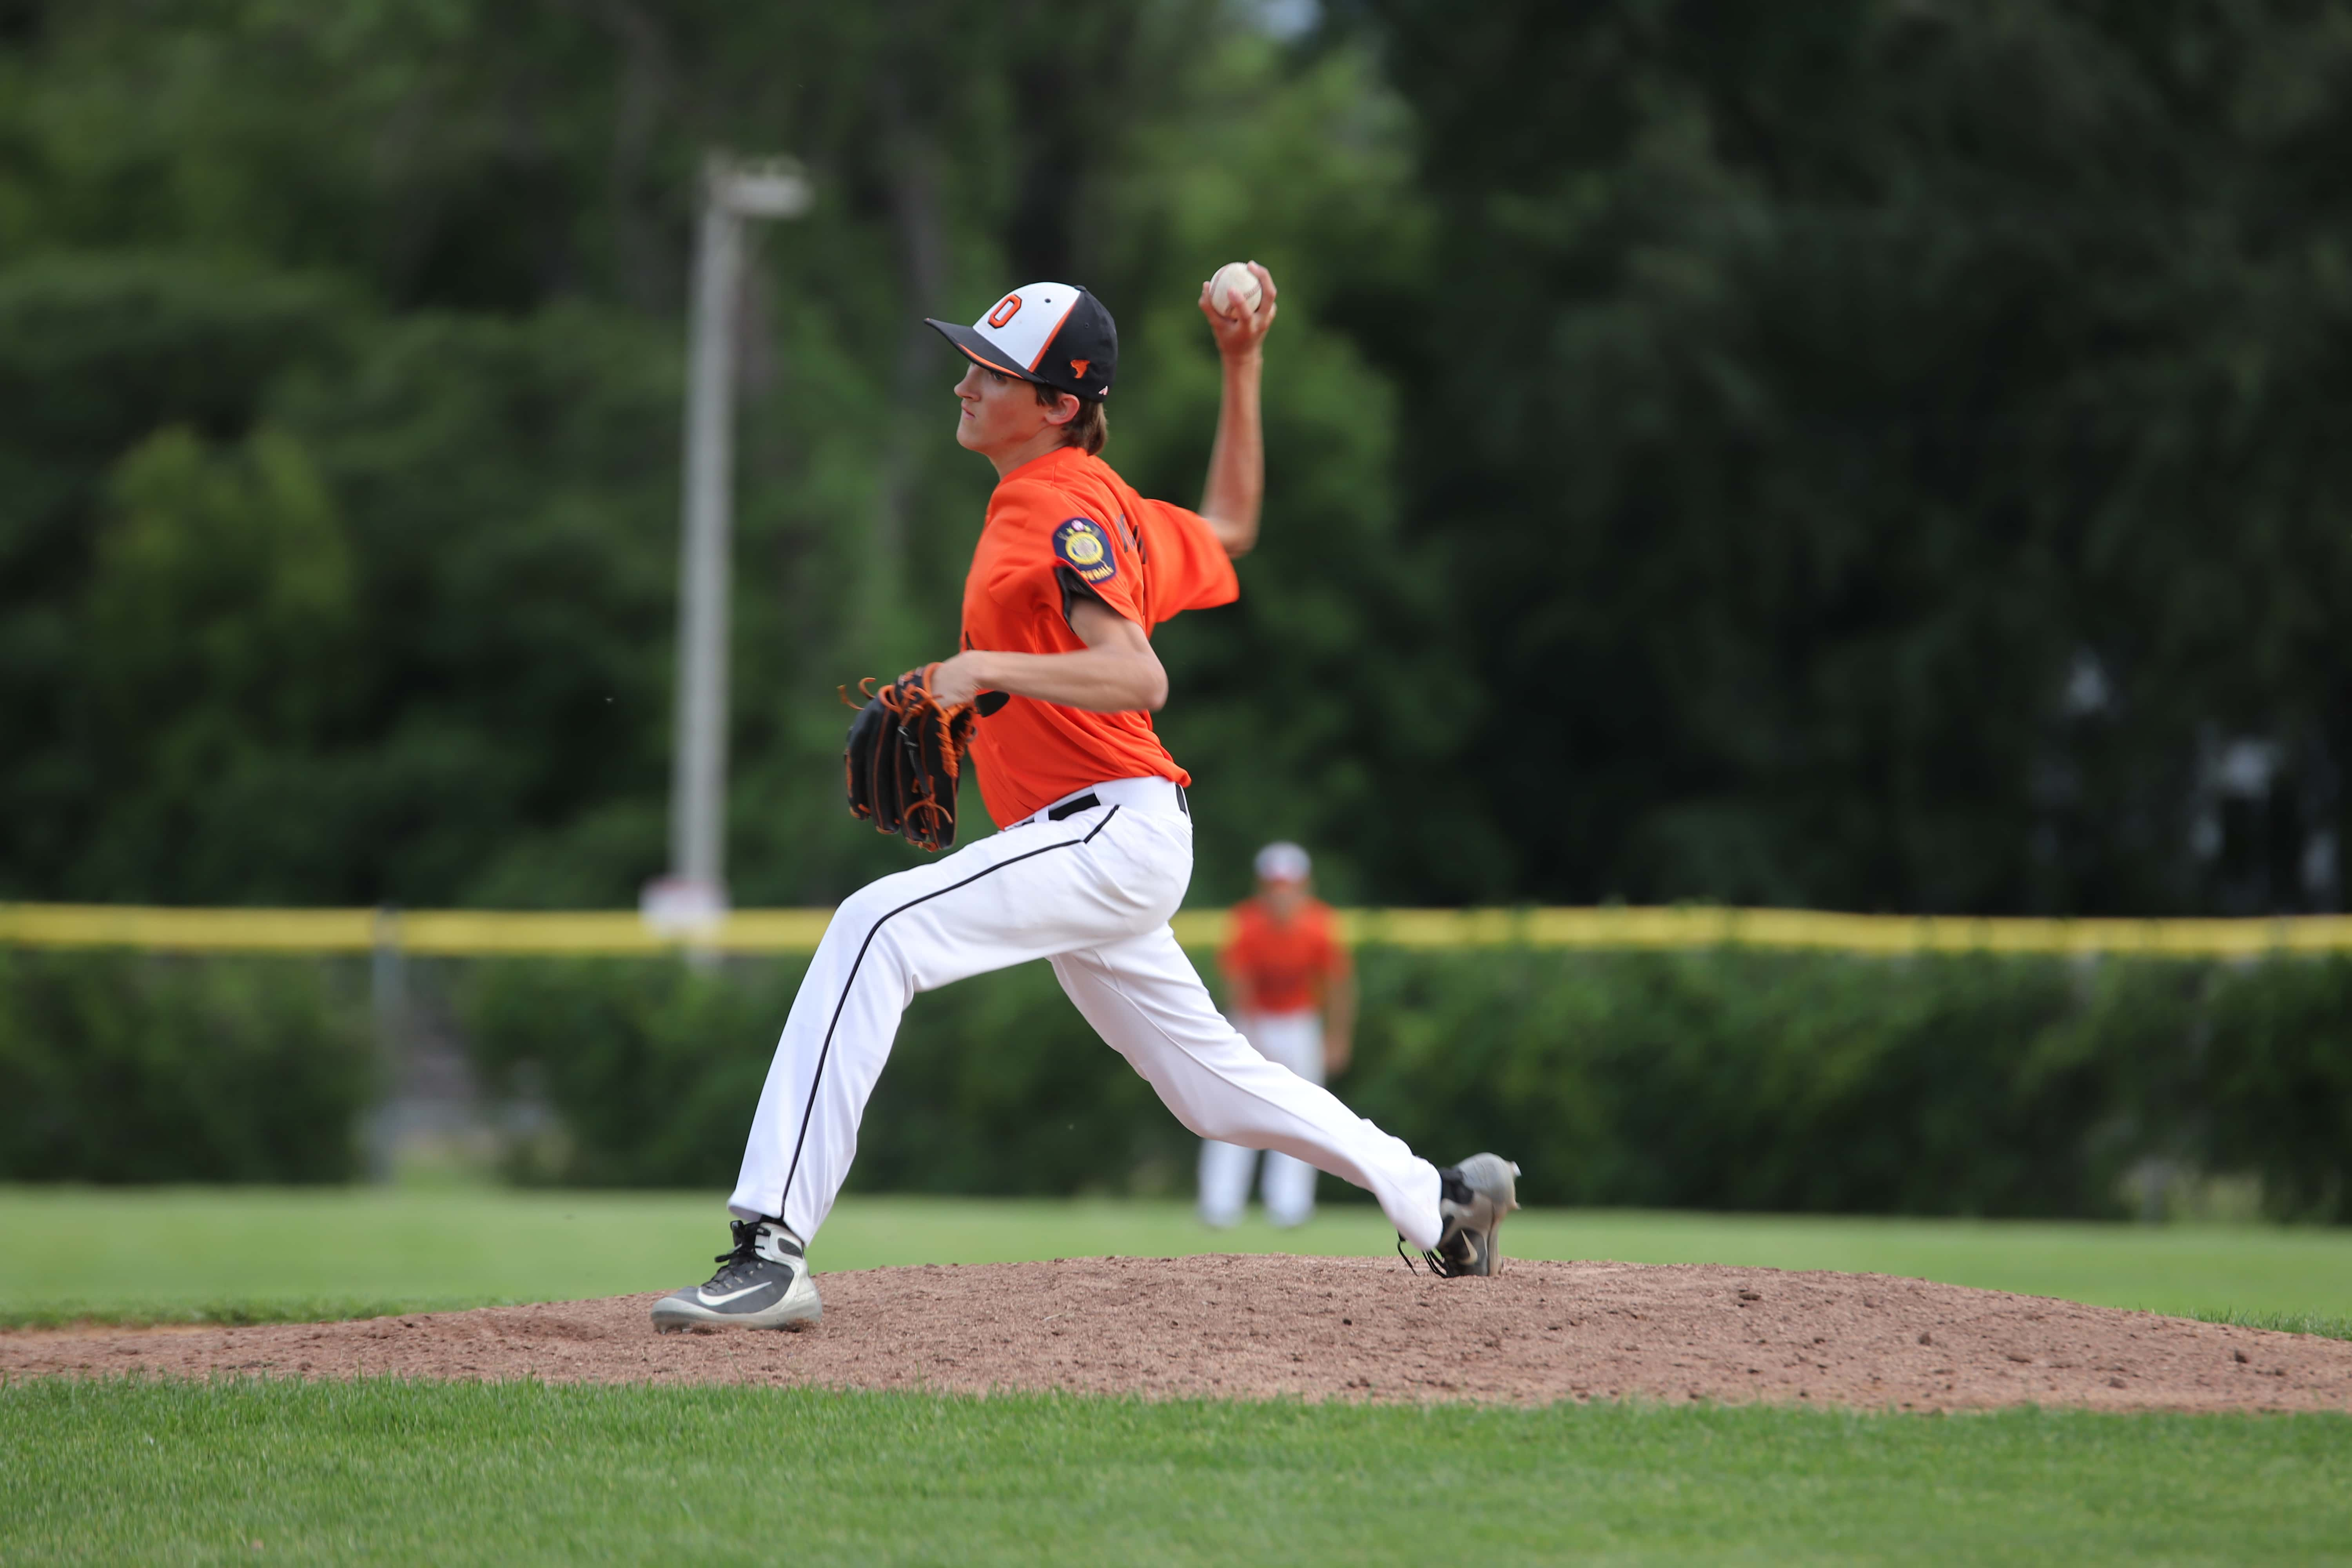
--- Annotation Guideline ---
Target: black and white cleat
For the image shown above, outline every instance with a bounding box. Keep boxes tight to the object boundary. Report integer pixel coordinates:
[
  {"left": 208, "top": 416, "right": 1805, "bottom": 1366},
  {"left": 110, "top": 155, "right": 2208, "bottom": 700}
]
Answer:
[
  {"left": 1404, "top": 1154, "right": 1522, "bottom": 1278},
  {"left": 651, "top": 1218, "right": 823, "bottom": 1332}
]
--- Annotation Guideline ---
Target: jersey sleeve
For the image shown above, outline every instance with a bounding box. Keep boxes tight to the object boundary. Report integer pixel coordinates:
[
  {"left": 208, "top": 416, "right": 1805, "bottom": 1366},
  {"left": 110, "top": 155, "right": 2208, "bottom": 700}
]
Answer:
[
  {"left": 1139, "top": 499, "right": 1240, "bottom": 619},
  {"left": 988, "top": 478, "right": 1147, "bottom": 626}
]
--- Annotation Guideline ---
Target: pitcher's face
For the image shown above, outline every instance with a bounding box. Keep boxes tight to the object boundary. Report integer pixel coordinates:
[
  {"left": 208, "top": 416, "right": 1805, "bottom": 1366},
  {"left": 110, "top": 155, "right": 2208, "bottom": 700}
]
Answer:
[{"left": 954, "top": 364, "right": 1056, "bottom": 456}]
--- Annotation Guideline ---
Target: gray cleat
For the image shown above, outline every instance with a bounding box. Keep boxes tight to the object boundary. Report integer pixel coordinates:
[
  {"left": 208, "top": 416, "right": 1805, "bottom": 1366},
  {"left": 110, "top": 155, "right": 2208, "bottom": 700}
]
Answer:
[
  {"left": 1406, "top": 1154, "right": 1522, "bottom": 1278},
  {"left": 651, "top": 1218, "right": 823, "bottom": 1332}
]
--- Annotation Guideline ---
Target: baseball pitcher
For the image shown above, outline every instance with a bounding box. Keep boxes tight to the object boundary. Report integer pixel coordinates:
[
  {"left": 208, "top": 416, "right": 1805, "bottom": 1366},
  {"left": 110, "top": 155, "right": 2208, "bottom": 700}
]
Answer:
[{"left": 653, "top": 266, "right": 1518, "bottom": 1332}]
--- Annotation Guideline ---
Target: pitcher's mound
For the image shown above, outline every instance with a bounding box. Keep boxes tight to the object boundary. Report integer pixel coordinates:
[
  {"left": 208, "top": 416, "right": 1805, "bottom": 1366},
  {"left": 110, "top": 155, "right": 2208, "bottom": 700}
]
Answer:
[{"left": 7, "top": 1255, "right": 2348, "bottom": 1411}]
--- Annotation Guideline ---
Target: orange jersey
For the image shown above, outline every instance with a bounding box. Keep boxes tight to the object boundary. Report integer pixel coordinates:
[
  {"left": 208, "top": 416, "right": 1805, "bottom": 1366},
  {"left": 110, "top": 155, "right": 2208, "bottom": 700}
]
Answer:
[
  {"left": 960, "top": 443, "right": 1240, "bottom": 827},
  {"left": 1220, "top": 896, "right": 1350, "bottom": 1016}
]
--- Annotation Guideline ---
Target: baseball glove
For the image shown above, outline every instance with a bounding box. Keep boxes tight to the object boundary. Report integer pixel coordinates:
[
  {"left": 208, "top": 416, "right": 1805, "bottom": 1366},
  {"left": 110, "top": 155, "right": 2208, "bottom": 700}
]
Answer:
[{"left": 842, "top": 664, "right": 978, "bottom": 852}]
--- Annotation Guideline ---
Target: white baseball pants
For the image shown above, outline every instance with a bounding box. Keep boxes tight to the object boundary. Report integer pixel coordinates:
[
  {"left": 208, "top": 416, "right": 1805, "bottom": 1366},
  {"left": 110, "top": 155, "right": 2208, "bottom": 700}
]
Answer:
[
  {"left": 728, "top": 777, "right": 1443, "bottom": 1252},
  {"left": 1199, "top": 1011, "right": 1326, "bottom": 1228}
]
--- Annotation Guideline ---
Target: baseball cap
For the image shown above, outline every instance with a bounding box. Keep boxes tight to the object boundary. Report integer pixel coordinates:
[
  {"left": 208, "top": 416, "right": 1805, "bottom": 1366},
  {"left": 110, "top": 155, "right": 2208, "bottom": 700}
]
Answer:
[
  {"left": 1255, "top": 842, "right": 1312, "bottom": 883},
  {"left": 925, "top": 283, "right": 1117, "bottom": 401}
]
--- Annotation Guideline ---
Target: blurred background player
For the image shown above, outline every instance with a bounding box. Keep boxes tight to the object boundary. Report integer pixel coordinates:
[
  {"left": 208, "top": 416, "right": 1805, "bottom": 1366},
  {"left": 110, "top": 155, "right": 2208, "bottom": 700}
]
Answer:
[{"left": 1200, "top": 841, "right": 1356, "bottom": 1229}]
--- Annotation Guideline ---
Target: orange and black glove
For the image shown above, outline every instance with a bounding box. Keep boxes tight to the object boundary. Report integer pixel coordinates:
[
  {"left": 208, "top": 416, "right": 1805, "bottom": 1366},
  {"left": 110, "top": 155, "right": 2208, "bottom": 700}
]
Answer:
[{"left": 842, "top": 664, "right": 978, "bottom": 852}]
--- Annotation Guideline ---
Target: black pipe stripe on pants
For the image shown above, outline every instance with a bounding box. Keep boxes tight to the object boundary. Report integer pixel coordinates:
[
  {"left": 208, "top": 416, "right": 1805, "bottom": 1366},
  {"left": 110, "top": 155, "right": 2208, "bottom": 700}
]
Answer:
[{"left": 775, "top": 806, "right": 1123, "bottom": 1214}]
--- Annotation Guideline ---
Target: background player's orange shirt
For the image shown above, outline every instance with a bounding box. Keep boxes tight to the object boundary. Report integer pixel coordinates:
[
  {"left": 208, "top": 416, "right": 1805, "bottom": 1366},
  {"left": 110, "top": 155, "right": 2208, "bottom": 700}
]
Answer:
[
  {"left": 1220, "top": 896, "right": 1350, "bottom": 1016},
  {"left": 961, "top": 443, "right": 1239, "bottom": 827}
]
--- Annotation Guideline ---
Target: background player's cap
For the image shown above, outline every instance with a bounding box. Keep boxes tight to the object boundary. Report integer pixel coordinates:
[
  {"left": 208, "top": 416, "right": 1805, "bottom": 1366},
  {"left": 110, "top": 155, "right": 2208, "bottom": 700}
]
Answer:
[
  {"left": 926, "top": 283, "right": 1117, "bottom": 401},
  {"left": 1255, "top": 842, "right": 1312, "bottom": 884}
]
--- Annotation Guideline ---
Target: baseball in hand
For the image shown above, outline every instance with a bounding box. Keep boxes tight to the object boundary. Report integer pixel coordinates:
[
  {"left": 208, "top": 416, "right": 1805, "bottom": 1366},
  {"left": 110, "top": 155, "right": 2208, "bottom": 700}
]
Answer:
[{"left": 1207, "top": 261, "right": 1264, "bottom": 319}]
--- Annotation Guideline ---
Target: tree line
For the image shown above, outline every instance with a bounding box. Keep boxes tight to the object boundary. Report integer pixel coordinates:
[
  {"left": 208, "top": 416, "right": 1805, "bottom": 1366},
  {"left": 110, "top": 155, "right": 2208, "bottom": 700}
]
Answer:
[{"left": 2, "top": 0, "right": 2347, "bottom": 915}]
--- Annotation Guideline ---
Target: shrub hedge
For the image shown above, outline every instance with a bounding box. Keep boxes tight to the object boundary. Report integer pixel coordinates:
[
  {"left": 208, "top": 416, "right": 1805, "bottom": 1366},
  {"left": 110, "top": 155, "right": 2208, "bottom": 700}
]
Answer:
[
  {"left": 6, "top": 940, "right": 2345, "bottom": 1218},
  {"left": 458, "top": 945, "right": 2352, "bottom": 1221},
  {"left": 0, "top": 950, "right": 370, "bottom": 1182},
  {"left": 459, "top": 956, "right": 1195, "bottom": 1198}
]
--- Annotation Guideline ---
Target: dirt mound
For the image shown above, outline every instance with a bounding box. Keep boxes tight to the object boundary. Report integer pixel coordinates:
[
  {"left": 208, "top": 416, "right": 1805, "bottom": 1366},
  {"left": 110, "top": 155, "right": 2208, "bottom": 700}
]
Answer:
[{"left": 7, "top": 1256, "right": 2348, "bottom": 1411}]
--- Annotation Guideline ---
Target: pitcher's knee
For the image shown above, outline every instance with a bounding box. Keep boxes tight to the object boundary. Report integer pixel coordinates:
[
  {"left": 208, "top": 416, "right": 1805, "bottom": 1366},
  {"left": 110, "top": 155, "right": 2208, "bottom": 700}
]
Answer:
[
  {"left": 822, "top": 873, "right": 921, "bottom": 953},
  {"left": 1131, "top": 1076, "right": 1225, "bottom": 1143},
  {"left": 1182, "top": 1103, "right": 1263, "bottom": 1145}
]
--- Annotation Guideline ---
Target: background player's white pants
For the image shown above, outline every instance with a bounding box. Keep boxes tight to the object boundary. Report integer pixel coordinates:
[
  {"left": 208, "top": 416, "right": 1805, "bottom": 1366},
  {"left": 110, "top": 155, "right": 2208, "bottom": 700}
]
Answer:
[
  {"left": 728, "top": 782, "right": 1443, "bottom": 1252},
  {"left": 1199, "top": 1011, "right": 1324, "bottom": 1228}
]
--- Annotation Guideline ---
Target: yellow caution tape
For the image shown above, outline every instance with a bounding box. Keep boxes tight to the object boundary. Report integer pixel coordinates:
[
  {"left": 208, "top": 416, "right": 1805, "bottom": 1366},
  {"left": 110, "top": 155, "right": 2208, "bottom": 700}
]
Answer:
[
  {"left": 6, "top": 902, "right": 2352, "bottom": 958},
  {"left": 0, "top": 904, "right": 383, "bottom": 953}
]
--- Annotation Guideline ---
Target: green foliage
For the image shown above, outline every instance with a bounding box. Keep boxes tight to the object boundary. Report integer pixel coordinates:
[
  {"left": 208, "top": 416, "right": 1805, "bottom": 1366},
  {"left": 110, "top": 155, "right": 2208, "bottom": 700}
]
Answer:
[
  {"left": 1359, "top": 0, "right": 2352, "bottom": 912},
  {"left": 2205, "top": 957, "right": 2352, "bottom": 1220},
  {"left": 1348, "top": 950, "right": 2097, "bottom": 1215},
  {"left": 283, "top": 305, "right": 683, "bottom": 908},
  {"left": 460, "top": 957, "right": 790, "bottom": 1188},
  {"left": 1367, "top": 949, "right": 2352, "bottom": 1220},
  {"left": 0, "top": 950, "right": 369, "bottom": 1182},
  {"left": 460, "top": 947, "right": 2352, "bottom": 1220},
  {"left": 7, "top": 1, "right": 2352, "bottom": 918},
  {"left": 0, "top": 1, "right": 1459, "bottom": 912},
  {"left": 79, "top": 425, "right": 361, "bottom": 897},
  {"left": 7, "top": 939, "right": 2345, "bottom": 1218},
  {"left": 461, "top": 956, "right": 1197, "bottom": 1196},
  {"left": 0, "top": 257, "right": 356, "bottom": 900}
]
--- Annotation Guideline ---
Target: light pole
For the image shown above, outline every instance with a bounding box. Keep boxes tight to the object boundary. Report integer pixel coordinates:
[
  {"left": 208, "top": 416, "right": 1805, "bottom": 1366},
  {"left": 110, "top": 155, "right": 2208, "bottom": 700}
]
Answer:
[{"left": 645, "top": 151, "right": 811, "bottom": 935}]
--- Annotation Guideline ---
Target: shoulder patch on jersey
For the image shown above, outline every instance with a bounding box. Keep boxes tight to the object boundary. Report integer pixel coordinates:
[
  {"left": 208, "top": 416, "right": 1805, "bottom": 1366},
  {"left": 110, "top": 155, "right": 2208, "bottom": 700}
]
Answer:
[{"left": 1052, "top": 517, "right": 1118, "bottom": 586}]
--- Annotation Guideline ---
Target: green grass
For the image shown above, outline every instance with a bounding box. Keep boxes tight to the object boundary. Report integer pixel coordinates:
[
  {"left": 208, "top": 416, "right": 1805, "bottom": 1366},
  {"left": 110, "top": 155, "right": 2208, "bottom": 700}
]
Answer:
[
  {"left": 5, "top": 1185, "right": 2351, "bottom": 1328},
  {"left": 2189, "top": 1307, "right": 2352, "bottom": 1342},
  {"left": 9, "top": 1192, "right": 2351, "bottom": 1564},
  {"left": 3, "top": 1379, "right": 2348, "bottom": 1566}
]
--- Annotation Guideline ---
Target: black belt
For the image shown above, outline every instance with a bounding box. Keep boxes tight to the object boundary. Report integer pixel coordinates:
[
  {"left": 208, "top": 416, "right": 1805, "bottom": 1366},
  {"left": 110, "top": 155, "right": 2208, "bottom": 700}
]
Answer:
[{"left": 1046, "top": 784, "right": 1187, "bottom": 822}]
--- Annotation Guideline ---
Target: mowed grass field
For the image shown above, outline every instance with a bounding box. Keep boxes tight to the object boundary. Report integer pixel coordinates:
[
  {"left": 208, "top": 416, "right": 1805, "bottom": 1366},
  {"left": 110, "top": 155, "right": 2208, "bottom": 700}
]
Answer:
[
  {"left": 6, "top": 1380, "right": 2350, "bottom": 1566},
  {"left": 6, "top": 1188, "right": 2351, "bottom": 1564},
  {"left": 4, "top": 1185, "right": 2350, "bottom": 1327}
]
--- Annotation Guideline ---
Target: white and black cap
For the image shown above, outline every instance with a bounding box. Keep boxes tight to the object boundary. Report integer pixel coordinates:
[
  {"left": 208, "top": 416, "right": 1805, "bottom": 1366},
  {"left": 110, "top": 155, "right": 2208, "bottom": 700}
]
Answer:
[{"left": 925, "top": 282, "right": 1117, "bottom": 401}]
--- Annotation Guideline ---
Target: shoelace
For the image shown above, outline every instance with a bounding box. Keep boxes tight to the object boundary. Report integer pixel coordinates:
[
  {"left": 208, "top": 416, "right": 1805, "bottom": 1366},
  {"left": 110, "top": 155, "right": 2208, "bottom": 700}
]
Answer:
[
  {"left": 701, "top": 1221, "right": 765, "bottom": 1289},
  {"left": 1396, "top": 1235, "right": 1469, "bottom": 1278}
]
